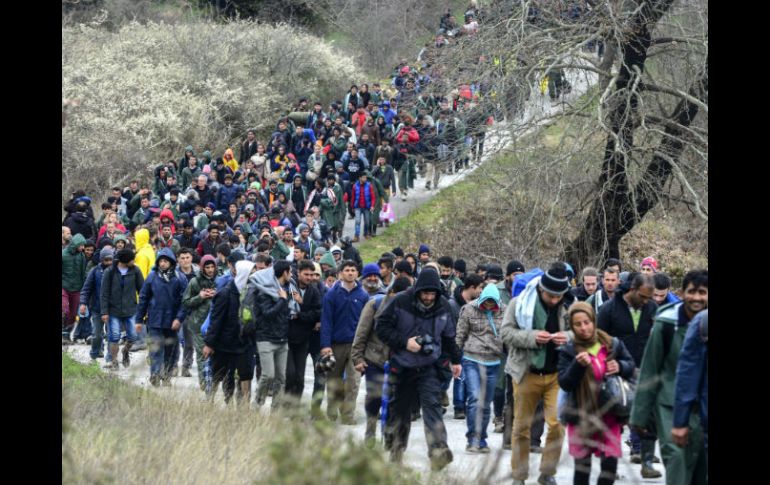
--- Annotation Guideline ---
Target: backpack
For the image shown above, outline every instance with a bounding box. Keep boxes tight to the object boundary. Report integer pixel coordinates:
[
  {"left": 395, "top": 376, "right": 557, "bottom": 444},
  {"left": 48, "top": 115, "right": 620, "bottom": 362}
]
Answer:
[
  {"left": 512, "top": 268, "right": 545, "bottom": 298},
  {"left": 238, "top": 281, "right": 260, "bottom": 338}
]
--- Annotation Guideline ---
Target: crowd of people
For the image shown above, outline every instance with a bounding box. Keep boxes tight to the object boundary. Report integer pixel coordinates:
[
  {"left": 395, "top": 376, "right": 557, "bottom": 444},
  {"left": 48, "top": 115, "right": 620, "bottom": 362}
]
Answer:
[{"left": 61, "top": 5, "right": 707, "bottom": 485}]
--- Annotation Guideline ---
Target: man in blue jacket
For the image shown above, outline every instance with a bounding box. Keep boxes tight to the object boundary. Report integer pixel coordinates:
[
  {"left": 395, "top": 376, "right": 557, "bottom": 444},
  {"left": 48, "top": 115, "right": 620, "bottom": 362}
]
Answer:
[
  {"left": 80, "top": 248, "right": 114, "bottom": 363},
  {"left": 135, "top": 248, "right": 188, "bottom": 387},
  {"left": 672, "top": 309, "right": 708, "bottom": 457},
  {"left": 320, "top": 260, "right": 369, "bottom": 423}
]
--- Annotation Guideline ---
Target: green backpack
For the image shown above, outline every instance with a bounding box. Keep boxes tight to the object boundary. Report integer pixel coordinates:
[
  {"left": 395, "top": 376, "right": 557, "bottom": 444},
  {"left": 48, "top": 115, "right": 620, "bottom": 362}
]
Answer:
[{"left": 238, "top": 281, "right": 259, "bottom": 338}]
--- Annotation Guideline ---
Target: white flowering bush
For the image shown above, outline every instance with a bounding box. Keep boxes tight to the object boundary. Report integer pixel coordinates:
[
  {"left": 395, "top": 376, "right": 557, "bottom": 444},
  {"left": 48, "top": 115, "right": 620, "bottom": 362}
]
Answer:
[{"left": 62, "top": 20, "right": 360, "bottom": 203}]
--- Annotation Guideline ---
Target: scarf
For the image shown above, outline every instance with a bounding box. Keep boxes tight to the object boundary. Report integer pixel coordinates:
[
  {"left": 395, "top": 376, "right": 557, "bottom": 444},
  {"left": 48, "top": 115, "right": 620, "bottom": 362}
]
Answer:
[
  {"left": 572, "top": 327, "right": 614, "bottom": 441},
  {"left": 157, "top": 266, "right": 174, "bottom": 283},
  {"left": 529, "top": 296, "right": 548, "bottom": 369}
]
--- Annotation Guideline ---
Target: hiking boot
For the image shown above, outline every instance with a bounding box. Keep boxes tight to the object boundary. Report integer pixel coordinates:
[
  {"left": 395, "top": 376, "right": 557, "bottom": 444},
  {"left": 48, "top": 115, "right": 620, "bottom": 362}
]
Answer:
[
  {"left": 440, "top": 391, "right": 449, "bottom": 408},
  {"left": 149, "top": 374, "right": 161, "bottom": 387},
  {"left": 122, "top": 342, "right": 132, "bottom": 368},
  {"left": 537, "top": 474, "right": 557, "bottom": 485},
  {"left": 453, "top": 409, "right": 465, "bottom": 420},
  {"left": 630, "top": 453, "right": 642, "bottom": 464},
  {"left": 181, "top": 368, "right": 192, "bottom": 378},
  {"left": 169, "top": 367, "right": 179, "bottom": 377},
  {"left": 641, "top": 462, "right": 662, "bottom": 479},
  {"left": 129, "top": 341, "right": 147, "bottom": 352},
  {"left": 493, "top": 415, "right": 504, "bottom": 433},
  {"left": 429, "top": 447, "right": 453, "bottom": 471}
]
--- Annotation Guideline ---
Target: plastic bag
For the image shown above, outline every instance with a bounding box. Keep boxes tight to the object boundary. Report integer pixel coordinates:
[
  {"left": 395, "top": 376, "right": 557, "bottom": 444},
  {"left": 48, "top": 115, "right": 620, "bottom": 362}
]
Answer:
[{"left": 380, "top": 203, "right": 395, "bottom": 223}]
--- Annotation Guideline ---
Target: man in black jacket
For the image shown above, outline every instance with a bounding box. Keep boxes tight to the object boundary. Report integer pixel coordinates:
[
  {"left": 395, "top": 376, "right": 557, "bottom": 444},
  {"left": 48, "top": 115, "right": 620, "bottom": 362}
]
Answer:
[
  {"left": 597, "top": 272, "right": 661, "bottom": 478},
  {"left": 285, "top": 260, "right": 322, "bottom": 401},
  {"left": 252, "top": 260, "right": 293, "bottom": 409},
  {"left": 100, "top": 249, "right": 145, "bottom": 371},
  {"left": 203, "top": 260, "right": 254, "bottom": 405},
  {"left": 375, "top": 268, "right": 462, "bottom": 471}
]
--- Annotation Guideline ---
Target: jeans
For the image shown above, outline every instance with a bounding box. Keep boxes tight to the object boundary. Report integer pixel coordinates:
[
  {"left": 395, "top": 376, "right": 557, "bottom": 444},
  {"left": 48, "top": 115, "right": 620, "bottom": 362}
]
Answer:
[
  {"left": 452, "top": 376, "right": 466, "bottom": 411},
  {"left": 462, "top": 359, "right": 499, "bottom": 444},
  {"left": 107, "top": 315, "right": 137, "bottom": 343},
  {"left": 89, "top": 314, "right": 109, "bottom": 361},
  {"left": 364, "top": 363, "right": 386, "bottom": 419},
  {"left": 148, "top": 327, "right": 178, "bottom": 378},
  {"left": 354, "top": 208, "right": 371, "bottom": 237},
  {"left": 255, "top": 341, "right": 288, "bottom": 408}
]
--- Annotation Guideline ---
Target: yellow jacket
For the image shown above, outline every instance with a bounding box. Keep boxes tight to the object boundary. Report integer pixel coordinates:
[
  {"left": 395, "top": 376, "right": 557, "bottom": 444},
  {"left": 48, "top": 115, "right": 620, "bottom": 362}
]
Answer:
[
  {"left": 134, "top": 228, "right": 156, "bottom": 279},
  {"left": 223, "top": 148, "right": 239, "bottom": 173}
]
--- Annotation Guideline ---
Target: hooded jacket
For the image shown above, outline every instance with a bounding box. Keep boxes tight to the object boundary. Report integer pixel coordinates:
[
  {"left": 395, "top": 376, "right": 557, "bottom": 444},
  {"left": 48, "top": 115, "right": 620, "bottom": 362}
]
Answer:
[
  {"left": 249, "top": 268, "right": 290, "bottom": 344},
  {"left": 100, "top": 259, "right": 145, "bottom": 318},
  {"left": 320, "top": 279, "right": 369, "bottom": 348},
  {"left": 64, "top": 211, "right": 97, "bottom": 241},
  {"left": 179, "top": 145, "right": 196, "bottom": 171},
  {"left": 319, "top": 251, "right": 337, "bottom": 269},
  {"left": 135, "top": 248, "right": 188, "bottom": 329},
  {"left": 456, "top": 283, "right": 506, "bottom": 364},
  {"left": 375, "top": 269, "right": 462, "bottom": 369},
  {"left": 204, "top": 279, "right": 246, "bottom": 354},
  {"left": 62, "top": 234, "right": 88, "bottom": 291},
  {"left": 134, "top": 228, "right": 156, "bottom": 279},
  {"left": 351, "top": 293, "right": 393, "bottom": 369},
  {"left": 80, "top": 261, "right": 111, "bottom": 314},
  {"left": 222, "top": 148, "right": 239, "bottom": 173},
  {"left": 181, "top": 255, "right": 218, "bottom": 330},
  {"left": 216, "top": 181, "right": 241, "bottom": 211}
]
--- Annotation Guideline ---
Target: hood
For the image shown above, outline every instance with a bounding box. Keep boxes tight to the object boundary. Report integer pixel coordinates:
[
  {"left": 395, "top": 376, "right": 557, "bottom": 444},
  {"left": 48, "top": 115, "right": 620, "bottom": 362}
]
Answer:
[
  {"left": 154, "top": 247, "right": 177, "bottom": 268},
  {"left": 154, "top": 165, "right": 167, "bottom": 178},
  {"left": 414, "top": 267, "right": 441, "bottom": 293},
  {"left": 184, "top": 145, "right": 195, "bottom": 156},
  {"left": 135, "top": 228, "right": 150, "bottom": 250},
  {"left": 248, "top": 267, "right": 281, "bottom": 299},
  {"left": 113, "top": 233, "right": 128, "bottom": 243},
  {"left": 320, "top": 252, "right": 337, "bottom": 268},
  {"left": 200, "top": 254, "right": 217, "bottom": 269},
  {"left": 234, "top": 261, "right": 256, "bottom": 292},
  {"left": 224, "top": 148, "right": 236, "bottom": 160},
  {"left": 68, "top": 234, "right": 87, "bottom": 253},
  {"left": 474, "top": 283, "right": 502, "bottom": 311},
  {"left": 160, "top": 208, "right": 176, "bottom": 223},
  {"left": 202, "top": 150, "right": 212, "bottom": 161}
]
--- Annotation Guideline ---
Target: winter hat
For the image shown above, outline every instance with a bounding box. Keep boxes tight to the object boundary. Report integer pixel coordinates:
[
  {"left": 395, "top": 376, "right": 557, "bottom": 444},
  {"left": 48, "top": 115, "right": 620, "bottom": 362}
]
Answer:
[
  {"left": 249, "top": 181, "right": 261, "bottom": 190},
  {"left": 330, "top": 245, "right": 342, "bottom": 255},
  {"left": 362, "top": 263, "right": 381, "bottom": 279},
  {"left": 454, "top": 259, "right": 467, "bottom": 274},
  {"left": 418, "top": 244, "right": 430, "bottom": 255},
  {"left": 392, "top": 247, "right": 405, "bottom": 258},
  {"left": 200, "top": 255, "right": 217, "bottom": 268},
  {"left": 117, "top": 249, "right": 135, "bottom": 264},
  {"left": 99, "top": 247, "right": 115, "bottom": 261},
  {"left": 244, "top": 204, "right": 255, "bottom": 212},
  {"left": 414, "top": 266, "right": 442, "bottom": 293},
  {"left": 314, "top": 247, "right": 327, "bottom": 257},
  {"left": 485, "top": 264, "right": 504, "bottom": 282},
  {"left": 297, "top": 223, "right": 310, "bottom": 233},
  {"left": 149, "top": 199, "right": 160, "bottom": 209},
  {"left": 202, "top": 165, "right": 212, "bottom": 174},
  {"left": 206, "top": 202, "right": 216, "bottom": 210},
  {"left": 539, "top": 265, "right": 570, "bottom": 295},
  {"left": 640, "top": 257, "right": 658, "bottom": 272},
  {"left": 227, "top": 252, "right": 245, "bottom": 265},
  {"left": 334, "top": 161, "right": 344, "bottom": 170},
  {"left": 506, "top": 260, "right": 525, "bottom": 276}
]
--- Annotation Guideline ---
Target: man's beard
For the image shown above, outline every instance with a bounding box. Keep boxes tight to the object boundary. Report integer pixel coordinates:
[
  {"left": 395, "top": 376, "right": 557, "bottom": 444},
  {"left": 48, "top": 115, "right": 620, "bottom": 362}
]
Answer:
[{"left": 363, "top": 280, "right": 380, "bottom": 292}]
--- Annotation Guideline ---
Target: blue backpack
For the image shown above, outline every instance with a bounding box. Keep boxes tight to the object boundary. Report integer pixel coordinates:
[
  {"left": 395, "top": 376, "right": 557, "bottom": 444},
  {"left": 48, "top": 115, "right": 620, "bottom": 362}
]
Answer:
[{"left": 511, "top": 268, "right": 545, "bottom": 298}]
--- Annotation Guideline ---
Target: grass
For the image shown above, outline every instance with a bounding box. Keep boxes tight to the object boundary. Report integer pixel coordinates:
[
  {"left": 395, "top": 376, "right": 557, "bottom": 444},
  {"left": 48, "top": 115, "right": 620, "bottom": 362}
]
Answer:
[{"left": 61, "top": 352, "right": 427, "bottom": 484}]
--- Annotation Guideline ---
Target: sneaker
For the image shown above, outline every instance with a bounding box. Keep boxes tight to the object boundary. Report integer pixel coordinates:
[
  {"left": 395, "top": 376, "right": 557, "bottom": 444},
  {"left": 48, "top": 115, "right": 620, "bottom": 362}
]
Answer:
[
  {"left": 181, "top": 368, "right": 192, "bottom": 378},
  {"left": 453, "top": 409, "right": 466, "bottom": 420},
  {"left": 503, "top": 441, "right": 512, "bottom": 450},
  {"left": 104, "top": 360, "right": 120, "bottom": 371},
  {"left": 130, "top": 342, "right": 147, "bottom": 352},
  {"left": 493, "top": 416, "right": 504, "bottom": 433},
  {"left": 170, "top": 368, "right": 179, "bottom": 377},
  {"left": 641, "top": 462, "right": 662, "bottom": 479},
  {"left": 630, "top": 453, "right": 642, "bottom": 464},
  {"left": 149, "top": 375, "right": 161, "bottom": 387},
  {"left": 466, "top": 442, "right": 480, "bottom": 453},
  {"left": 401, "top": 193, "right": 407, "bottom": 201},
  {"left": 530, "top": 445, "right": 543, "bottom": 454},
  {"left": 86, "top": 336, "right": 94, "bottom": 345},
  {"left": 653, "top": 455, "right": 661, "bottom": 463},
  {"left": 537, "top": 474, "right": 558, "bottom": 485},
  {"left": 478, "top": 440, "right": 490, "bottom": 453}
]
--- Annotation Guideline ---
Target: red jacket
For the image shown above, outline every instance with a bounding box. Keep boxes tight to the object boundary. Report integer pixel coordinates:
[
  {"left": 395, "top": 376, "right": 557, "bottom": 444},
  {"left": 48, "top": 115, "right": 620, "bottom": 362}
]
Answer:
[{"left": 394, "top": 126, "right": 419, "bottom": 144}]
